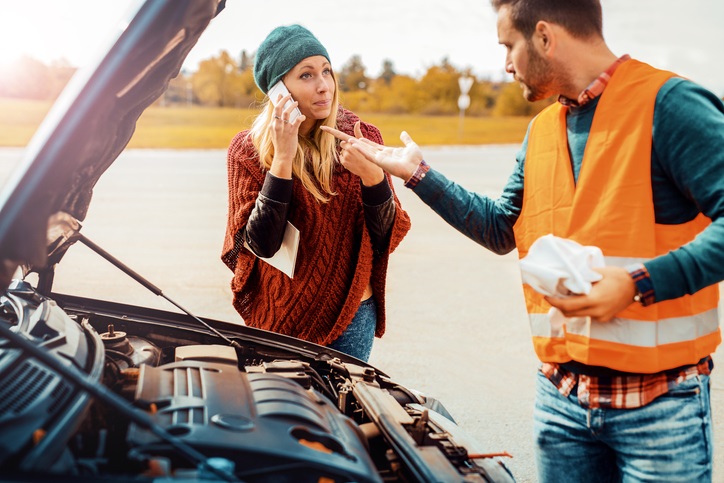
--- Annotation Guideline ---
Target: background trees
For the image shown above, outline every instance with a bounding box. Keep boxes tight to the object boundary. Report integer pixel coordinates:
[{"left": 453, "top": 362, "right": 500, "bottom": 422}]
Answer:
[
  {"left": 0, "top": 49, "right": 554, "bottom": 116},
  {"left": 0, "top": 56, "right": 74, "bottom": 100}
]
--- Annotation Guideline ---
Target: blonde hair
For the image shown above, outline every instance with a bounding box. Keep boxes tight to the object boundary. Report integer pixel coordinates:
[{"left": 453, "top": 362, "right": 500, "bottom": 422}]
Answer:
[{"left": 249, "top": 77, "right": 340, "bottom": 203}]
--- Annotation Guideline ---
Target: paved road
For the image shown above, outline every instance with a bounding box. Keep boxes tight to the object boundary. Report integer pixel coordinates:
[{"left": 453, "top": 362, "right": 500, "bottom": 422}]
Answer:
[{"left": 1, "top": 147, "right": 722, "bottom": 482}]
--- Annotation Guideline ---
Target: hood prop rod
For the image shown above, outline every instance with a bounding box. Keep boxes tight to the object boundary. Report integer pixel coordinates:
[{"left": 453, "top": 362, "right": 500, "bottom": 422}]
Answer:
[{"left": 76, "top": 233, "right": 241, "bottom": 350}]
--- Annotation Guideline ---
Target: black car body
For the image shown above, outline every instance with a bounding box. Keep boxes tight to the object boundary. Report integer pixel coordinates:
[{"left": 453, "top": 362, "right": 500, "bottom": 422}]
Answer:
[{"left": 0, "top": 1, "right": 514, "bottom": 481}]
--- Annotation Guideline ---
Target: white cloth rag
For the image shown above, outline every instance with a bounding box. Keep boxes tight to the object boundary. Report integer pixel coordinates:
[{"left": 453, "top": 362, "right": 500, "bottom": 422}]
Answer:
[
  {"left": 519, "top": 234, "right": 606, "bottom": 334},
  {"left": 520, "top": 234, "right": 605, "bottom": 297}
]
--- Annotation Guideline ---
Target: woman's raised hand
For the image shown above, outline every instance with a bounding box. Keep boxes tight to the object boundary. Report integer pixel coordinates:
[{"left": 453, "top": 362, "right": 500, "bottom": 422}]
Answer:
[
  {"left": 269, "top": 93, "right": 306, "bottom": 179},
  {"left": 336, "top": 121, "right": 385, "bottom": 186},
  {"left": 321, "top": 125, "right": 425, "bottom": 181}
]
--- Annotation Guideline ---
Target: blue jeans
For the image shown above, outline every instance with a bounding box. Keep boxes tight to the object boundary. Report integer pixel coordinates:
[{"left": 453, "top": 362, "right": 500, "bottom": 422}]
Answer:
[
  {"left": 534, "top": 370, "right": 713, "bottom": 482},
  {"left": 327, "top": 297, "right": 376, "bottom": 362}
]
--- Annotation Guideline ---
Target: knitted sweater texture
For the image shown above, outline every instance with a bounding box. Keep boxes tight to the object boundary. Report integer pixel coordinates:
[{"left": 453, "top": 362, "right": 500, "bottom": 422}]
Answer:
[{"left": 222, "top": 108, "right": 411, "bottom": 345}]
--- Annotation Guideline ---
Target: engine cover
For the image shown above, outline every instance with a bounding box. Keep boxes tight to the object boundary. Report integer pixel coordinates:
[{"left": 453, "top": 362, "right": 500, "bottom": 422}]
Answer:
[{"left": 127, "top": 360, "right": 380, "bottom": 482}]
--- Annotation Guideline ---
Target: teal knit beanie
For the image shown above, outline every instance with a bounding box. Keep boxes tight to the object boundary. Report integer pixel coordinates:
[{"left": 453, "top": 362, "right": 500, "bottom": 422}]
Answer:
[{"left": 254, "top": 24, "right": 330, "bottom": 94}]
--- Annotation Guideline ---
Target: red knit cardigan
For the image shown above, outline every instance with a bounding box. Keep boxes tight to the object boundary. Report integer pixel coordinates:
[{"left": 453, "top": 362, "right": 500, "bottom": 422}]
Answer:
[{"left": 221, "top": 108, "right": 411, "bottom": 345}]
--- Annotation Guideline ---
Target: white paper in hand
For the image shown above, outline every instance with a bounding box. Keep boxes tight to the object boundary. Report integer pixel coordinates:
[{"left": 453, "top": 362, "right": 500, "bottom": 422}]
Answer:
[{"left": 245, "top": 221, "right": 300, "bottom": 279}]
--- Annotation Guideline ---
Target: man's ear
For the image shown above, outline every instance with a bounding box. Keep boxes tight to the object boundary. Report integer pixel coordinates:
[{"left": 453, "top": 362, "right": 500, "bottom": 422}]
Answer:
[{"left": 534, "top": 20, "right": 556, "bottom": 56}]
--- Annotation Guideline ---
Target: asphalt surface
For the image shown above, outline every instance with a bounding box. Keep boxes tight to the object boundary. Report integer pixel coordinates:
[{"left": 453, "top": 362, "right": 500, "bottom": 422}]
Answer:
[{"left": 0, "top": 146, "right": 722, "bottom": 482}]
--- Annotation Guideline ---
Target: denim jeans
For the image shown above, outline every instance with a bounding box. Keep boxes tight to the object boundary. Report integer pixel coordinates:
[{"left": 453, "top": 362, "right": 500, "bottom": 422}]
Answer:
[
  {"left": 327, "top": 297, "right": 376, "bottom": 362},
  {"left": 534, "top": 370, "right": 713, "bottom": 483}
]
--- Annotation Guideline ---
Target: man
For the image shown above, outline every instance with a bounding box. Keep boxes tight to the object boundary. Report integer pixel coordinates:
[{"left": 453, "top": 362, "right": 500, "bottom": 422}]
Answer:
[{"left": 322, "top": 0, "right": 724, "bottom": 481}]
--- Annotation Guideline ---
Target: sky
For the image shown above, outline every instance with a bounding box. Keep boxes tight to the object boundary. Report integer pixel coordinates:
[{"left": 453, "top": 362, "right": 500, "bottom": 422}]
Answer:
[{"left": 1, "top": 0, "right": 723, "bottom": 96}]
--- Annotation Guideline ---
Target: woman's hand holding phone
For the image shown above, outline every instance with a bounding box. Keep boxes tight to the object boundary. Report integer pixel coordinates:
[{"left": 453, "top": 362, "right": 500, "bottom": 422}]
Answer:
[
  {"left": 268, "top": 81, "right": 304, "bottom": 179},
  {"left": 268, "top": 81, "right": 303, "bottom": 123}
]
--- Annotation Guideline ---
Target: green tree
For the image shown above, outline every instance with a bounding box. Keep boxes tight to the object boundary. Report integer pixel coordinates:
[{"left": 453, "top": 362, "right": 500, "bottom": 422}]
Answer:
[
  {"left": 238, "top": 68, "right": 261, "bottom": 108},
  {"left": 380, "top": 59, "right": 396, "bottom": 85},
  {"left": 376, "top": 75, "right": 422, "bottom": 114},
  {"left": 492, "top": 81, "right": 554, "bottom": 116},
  {"left": 338, "top": 55, "right": 368, "bottom": 92},
  {"left": 164, "top": 71, "right": 194, "bottom": 105},
  {"left": 0, "top": 56, "right": 52, "bottom": 99},
  {"left": 417, "top": 58, "right": 462, "bottom": 115},
  {"left": 239, "top": 50, "right": 252, "bottom": 71},
  {"left": 467, "top": 78, "right": 498, "bottom": 116},
  {"left": 192, "top": 50, "right": 248, "bottom": 107}
]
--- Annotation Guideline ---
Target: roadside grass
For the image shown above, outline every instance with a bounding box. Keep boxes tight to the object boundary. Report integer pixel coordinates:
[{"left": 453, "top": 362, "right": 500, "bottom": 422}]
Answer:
[
  {"left": 0, "top": 98, "right": 51, "bottom": 147},
  {"left": 1, "top": 98, "right": 530, "bottom": 148}
]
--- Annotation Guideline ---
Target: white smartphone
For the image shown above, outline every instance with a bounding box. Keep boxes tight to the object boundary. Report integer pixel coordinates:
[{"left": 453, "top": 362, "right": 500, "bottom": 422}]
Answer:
[{"left": 267, "top": 80, "right": 302, "bottom": 123}]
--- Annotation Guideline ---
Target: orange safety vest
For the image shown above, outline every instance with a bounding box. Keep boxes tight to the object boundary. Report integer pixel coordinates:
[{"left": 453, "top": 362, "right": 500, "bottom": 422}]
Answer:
[{"left": 513, "top": 59, "right": 721, "bottom": 373}]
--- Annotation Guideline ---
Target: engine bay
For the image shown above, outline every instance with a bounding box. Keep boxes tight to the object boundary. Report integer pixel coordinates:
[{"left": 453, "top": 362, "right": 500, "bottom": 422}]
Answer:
[{"left": 0, "top": 279, "right": 514, "bottom": 482}]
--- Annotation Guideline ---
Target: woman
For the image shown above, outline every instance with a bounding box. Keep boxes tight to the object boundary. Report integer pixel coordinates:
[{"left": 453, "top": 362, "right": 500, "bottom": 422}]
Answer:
[{"left": 221, "top": 24, "right": 411, "bottom": 361}]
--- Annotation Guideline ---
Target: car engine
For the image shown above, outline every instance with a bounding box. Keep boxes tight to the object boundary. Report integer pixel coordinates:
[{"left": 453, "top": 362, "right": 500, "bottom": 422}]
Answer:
[{"left": 0, "top": 279, "right": 514, "bottom": 482}]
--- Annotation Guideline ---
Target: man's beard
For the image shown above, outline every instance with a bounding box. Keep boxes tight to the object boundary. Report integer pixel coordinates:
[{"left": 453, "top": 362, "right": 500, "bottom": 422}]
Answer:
[{"left": 518, "top": 41, "right": 555, "bottom": 102}]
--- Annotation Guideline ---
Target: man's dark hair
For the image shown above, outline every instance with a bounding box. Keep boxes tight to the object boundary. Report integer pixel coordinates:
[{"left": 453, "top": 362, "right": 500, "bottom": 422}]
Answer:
[{"left": 491, "top": 0, "right": 603, "bottom": 40}]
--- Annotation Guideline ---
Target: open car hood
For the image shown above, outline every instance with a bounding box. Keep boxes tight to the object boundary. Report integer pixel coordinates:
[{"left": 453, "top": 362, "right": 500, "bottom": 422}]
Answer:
[{"left": 0, "top": 0, "right": 225, "bottom": 290}]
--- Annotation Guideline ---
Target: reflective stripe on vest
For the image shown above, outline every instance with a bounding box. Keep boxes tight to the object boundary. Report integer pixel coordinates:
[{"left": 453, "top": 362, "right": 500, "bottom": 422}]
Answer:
[
  {"left": 529, "top": 310, "right": 720, "bottom": 344},
  {"left": 513, "top": 59, "right": 721, "bottom": 373}
]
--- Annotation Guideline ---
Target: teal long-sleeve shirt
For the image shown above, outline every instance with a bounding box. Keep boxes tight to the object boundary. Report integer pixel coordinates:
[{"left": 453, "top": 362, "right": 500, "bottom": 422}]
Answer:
[{"left": 412, "top": 78, "right": 724, "bottom": 303}]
